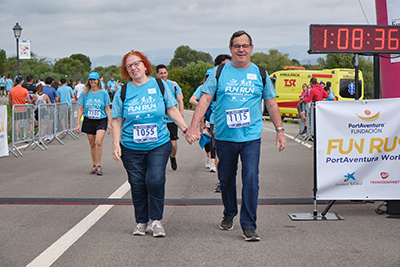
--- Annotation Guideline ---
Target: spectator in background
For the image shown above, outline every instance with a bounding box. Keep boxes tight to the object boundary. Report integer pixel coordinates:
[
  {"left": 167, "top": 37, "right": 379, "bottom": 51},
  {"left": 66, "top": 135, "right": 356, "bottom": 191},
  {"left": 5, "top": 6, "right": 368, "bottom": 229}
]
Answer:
[
  {"left": 42, "top": 77, "right": 59, "bottom": 103},
  {"left": 214, "top": 54, "right": 232, "bottom": 66},
  {"left": 9, "top": 77, "right": 31, "bottom": 140},
  {"left": 31, "top": 84, "right": 51, "bottom": 129},
  {"left": 58, "top": 78, "right": 76, "bottom": 128},
  {"left": 36, "top": 78, "right": 45, "bottom": 87},
  {"left": 23, "top": 75, "right": 37, "bottom": 95},
  {"left": 156, "top": 64, "right": 184, "bottom": 171},
  {"left": 0, "top": 75, "right": 5, "bottom": 97},
  {"left": 75, "top": 79, "right": 85, "bottom": 99},
  {"left": 5, "top": 75, "right": 13, "bottom": 96},
  {"left": 100, "top": 76, "right": 106, "bottom": 90},
  {"left": 297, "top": 83, "right": 310, "bottom": 134},
  {"left": 303, "top": 77, "right": 329, "bottom": 103},
  {"left": 324, "top": 81, "right": 336, "bottom": 101}
]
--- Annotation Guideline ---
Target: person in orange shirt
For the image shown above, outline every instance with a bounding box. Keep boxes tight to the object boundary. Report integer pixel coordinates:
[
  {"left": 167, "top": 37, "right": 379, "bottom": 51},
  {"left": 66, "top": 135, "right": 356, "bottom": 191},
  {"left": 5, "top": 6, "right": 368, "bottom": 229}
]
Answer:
[{"left": 9, "top": 77, "right": 31, "bottom": 140}]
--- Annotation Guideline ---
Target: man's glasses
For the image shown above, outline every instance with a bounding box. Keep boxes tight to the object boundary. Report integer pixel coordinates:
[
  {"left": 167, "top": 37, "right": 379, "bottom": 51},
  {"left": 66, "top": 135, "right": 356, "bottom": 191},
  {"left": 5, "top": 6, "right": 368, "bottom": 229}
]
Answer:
[
  {"left": 231, "top": 44, "right": 251, "bottom": 50},
  {"left": 125, "top": 60, "right": 142, "bottom": 69}
]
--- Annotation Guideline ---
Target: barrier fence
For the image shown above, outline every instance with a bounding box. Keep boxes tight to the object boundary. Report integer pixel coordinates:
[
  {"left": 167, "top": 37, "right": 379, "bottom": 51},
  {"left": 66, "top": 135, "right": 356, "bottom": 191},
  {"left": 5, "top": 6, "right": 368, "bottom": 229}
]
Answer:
[
  {"left": 9, "top": 104, "right": 43, "bottom": 157},
  {"left": 294, "top": 102, "right": 315, "bottom": 144},
  {"left": 10, "top": 102, "right": 79, "bottom": 157}
]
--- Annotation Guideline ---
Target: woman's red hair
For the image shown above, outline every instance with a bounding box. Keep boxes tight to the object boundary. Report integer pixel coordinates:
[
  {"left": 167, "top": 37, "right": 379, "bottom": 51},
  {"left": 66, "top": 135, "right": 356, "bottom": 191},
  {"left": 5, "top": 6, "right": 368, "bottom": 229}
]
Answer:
[{"left": 120, "top": 51, "right": 152, "bottom": 81}]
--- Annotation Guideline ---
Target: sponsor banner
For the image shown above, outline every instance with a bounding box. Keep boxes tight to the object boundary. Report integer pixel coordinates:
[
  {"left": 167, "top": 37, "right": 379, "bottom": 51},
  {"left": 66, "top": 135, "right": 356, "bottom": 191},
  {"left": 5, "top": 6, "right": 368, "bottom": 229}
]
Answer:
[
  {"left": 316, "top": 99, "right": 400, "bottom": 200},
  {"left": 387, "top": 0, "right": 400, "bottom": 63},
  {"left": 19, "top": 40, "right": 31, "bottom": 59},
  {"left": 0, "top": 106, "right": 8, "bottom": 157}
]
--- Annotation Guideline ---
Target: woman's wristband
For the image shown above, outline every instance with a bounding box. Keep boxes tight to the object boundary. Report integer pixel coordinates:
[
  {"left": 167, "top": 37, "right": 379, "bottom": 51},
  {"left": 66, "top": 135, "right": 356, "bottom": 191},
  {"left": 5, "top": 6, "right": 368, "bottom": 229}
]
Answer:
[{"left": 183, "top": 128, "right": 188, "bottom": 134}]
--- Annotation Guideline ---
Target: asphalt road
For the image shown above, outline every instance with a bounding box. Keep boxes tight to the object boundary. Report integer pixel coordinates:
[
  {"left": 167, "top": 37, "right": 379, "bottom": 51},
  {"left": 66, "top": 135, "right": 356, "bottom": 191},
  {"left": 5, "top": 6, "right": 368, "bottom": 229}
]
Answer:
[{"left": 0, "top": 109, "right": 399, "bottom": 267}]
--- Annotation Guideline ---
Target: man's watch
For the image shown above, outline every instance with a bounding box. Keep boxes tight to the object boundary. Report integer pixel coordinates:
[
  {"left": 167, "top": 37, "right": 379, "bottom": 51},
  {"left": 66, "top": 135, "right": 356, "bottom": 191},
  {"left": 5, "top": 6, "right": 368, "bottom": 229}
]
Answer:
[{"left": 275, "top": 127, "right": 284, "bottom": 132}]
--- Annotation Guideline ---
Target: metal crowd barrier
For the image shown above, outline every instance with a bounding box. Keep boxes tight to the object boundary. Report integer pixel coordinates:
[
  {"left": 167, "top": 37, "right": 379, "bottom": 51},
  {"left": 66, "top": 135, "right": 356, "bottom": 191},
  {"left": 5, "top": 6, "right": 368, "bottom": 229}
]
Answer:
[
  {"left": 61, "top": 101, "right": 79, "bottom": 140},
  {"left": 45, "top": 102, "right": 68, "bottom": 145},
  {"left": 9, "top": 104, "right": 43, "bottom": 157},
  {"left": 32, "top": 103, "right": 56, "bottom": 150},
  {"left": 294, "top": 102, "right": 315, "bottom": 144}
]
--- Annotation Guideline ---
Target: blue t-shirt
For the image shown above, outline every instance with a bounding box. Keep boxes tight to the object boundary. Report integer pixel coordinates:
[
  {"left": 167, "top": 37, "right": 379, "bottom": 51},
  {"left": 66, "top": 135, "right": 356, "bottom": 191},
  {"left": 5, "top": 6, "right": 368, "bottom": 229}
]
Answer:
[
  {"left": 111, "top": 77, "right": 177, "bottom": 151},
  {"left": 201, "top": 62, "right": 276, "bottom": 142},
  {"left": 42, "top": 86, "right": 58, "bottom": 103},
  {"left": 193, "top": 85, "right": 216, "bottom": 124},
  {"left": 0, "top": 78, "right": 5, "bottom": 87},
  {"left": 77, "top": 89, "right": 110, "bottom": 119},
  {"left": 107, "top": 81, "right": 118, "bottom": 92},
  {"left": 165, "top": 80, "right": 182, "bottom": 123},
  {"left": 326, "top": 92, "right": 335, "bottom": 101},
  {"left": 6, "top": 79, "right": 13, "bottom": 92},
  {"left": 101, "top": 81, "right": 106, "bottom": 90},
  {"left": 57, "top": 85, "right": 75, "bottom": 108}
]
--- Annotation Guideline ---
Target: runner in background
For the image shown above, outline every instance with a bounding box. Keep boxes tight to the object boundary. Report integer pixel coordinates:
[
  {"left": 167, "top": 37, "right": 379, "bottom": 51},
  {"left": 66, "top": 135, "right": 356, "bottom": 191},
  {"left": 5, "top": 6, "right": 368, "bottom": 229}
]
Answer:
[{"left": 76, "top": 72, "right": 112, "bottom": 176}]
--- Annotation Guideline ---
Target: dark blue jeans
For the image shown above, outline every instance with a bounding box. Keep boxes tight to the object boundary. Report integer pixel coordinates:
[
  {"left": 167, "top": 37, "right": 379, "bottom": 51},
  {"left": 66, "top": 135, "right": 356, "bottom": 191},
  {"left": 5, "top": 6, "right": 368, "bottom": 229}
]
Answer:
[
  {"left": 121, "top": 141, "right": 172, "bottom": 223},
  {"left": 215, "top": 138, "right": 261, "bottom": 230}
]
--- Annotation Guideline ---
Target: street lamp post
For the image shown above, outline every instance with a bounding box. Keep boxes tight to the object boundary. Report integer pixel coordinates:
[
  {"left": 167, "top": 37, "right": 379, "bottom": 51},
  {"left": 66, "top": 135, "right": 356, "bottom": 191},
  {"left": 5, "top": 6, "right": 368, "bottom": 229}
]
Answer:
[{"left": 12, "top": 23, "right": 22, "bottom": 78}]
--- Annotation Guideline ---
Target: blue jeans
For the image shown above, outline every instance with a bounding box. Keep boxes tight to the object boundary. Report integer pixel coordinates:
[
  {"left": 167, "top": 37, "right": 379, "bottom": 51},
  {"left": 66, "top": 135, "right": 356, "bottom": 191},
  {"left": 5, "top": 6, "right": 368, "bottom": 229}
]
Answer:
[
  {"left": 215, "top": 139, "right": 261, "bottom": 230},
  {"left": 121, "top": 141, "right": 172, "bottom": 223}
]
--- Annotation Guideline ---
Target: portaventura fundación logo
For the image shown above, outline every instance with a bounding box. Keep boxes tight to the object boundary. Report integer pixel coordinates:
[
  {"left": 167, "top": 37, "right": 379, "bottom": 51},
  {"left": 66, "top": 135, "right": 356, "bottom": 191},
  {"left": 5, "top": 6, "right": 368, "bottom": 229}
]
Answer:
[{"left": 349, "top": 109, "right": 385, "bottom": 135}]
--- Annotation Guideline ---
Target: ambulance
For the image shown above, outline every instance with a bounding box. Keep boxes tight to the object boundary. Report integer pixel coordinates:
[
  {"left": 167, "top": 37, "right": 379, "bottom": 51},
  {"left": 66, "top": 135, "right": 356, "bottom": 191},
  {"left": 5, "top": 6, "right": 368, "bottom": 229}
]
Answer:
[{"left": 269, "top": 67, "right": 364, "bottom": 118}]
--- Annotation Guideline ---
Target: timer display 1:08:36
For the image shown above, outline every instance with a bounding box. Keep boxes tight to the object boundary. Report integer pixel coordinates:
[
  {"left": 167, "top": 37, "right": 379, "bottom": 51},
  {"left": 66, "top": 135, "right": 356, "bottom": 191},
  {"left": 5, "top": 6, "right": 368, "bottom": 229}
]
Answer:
[{"left": 309, "top": 25, "right": 400, "bottom": 54}]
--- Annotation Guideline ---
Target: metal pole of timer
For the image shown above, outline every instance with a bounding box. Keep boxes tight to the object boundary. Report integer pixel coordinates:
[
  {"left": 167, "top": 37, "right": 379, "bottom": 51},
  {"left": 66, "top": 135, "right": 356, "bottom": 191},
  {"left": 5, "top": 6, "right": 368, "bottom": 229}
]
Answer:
[{"left": 288, "top": 102, "right": 344, "bottom": 221}]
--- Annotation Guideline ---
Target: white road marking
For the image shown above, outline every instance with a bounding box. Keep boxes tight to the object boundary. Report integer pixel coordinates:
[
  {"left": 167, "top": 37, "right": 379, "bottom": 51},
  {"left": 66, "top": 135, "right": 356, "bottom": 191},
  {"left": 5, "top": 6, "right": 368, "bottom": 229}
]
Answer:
[{"left": 26, "top": 181, "right": 130, "bottom": 267}]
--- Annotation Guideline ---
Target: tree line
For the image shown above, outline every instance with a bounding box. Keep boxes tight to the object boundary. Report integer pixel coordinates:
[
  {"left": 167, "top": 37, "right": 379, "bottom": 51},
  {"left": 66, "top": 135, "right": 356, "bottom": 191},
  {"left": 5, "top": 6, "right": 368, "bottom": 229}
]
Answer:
[{"left": 0, "top": 46, "right": 375, "bottom": 106}]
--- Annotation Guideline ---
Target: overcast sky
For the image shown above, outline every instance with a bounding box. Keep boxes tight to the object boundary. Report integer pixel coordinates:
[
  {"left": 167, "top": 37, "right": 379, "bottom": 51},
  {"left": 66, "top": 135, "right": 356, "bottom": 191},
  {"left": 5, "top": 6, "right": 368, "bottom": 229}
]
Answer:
[{"left": 0, "top": 0, "right": 377, "bottom": 60}]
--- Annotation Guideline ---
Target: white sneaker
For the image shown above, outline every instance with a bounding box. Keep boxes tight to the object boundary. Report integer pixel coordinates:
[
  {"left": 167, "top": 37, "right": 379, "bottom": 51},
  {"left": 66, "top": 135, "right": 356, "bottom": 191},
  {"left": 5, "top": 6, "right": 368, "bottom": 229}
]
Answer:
[
  {"left": 205, "top": 158, "right": 211, "bottom": 169},
  {"left": 209, "top": 164, "right": 217, "bottom": 172},
  {"left": 148, "top": 220, "right": 165, "bottom": 237}
]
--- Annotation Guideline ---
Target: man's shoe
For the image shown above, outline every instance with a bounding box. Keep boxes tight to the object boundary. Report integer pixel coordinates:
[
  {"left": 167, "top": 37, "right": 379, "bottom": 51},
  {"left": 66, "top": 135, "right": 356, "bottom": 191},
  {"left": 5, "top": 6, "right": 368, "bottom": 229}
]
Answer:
[
  {"left": 242, "top": 228, "right": 260, "bottom": 241},
  {"left": 148, "top": 220, "right": 166, "bottom": 237},
  {"left": 214, "top": 183, "right": 221, "bottom": 193},
  {"left": 300, "top": 127, "right": 307, "bottom": 134},
  {"left": 133, "top": 222, "right": 149, "bottom": 236},
  {"left": 209, "top": 164, "right": 217, "bottom": 172},
  {"left": 220, "top": 216, "right": 235, "bottom": 230},
  {"left": 170, "top": 156, "right": 177, "bottom": 171},
  {"left": 205, "top": 158, "right": 211, "bottom": 169}
]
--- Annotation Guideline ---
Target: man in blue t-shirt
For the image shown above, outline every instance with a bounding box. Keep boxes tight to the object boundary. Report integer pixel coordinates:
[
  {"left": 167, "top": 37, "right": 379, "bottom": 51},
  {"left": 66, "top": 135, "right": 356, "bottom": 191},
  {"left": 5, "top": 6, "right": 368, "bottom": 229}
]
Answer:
[
  {"left": 0, "top": 75, "right": 5, "bottom": 97},
  {"left": 156, "top": 64, "right": 184, "bottom": 171},
  {"left": 107, "top": 77, "right": 118, "bottom": 101},
  {"left": 5, "top": 75, "right": 13, "bottom": 95},
  {"left": 57, "top": 78, "right": 75, "bottom": 108},
  {"left": 185, "top": 30, "right": 286, "bottom": 242},
  {"left": 42, "top": 76, "right": 59, "bottom": 103}
]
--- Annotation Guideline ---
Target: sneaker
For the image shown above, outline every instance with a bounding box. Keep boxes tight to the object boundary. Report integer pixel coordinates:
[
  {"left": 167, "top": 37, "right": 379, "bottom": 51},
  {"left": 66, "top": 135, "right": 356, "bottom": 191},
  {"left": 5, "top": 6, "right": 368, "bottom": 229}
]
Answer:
[
  {"left": 133, "top": 222, "right": 149, "bottom": 236},
  {"left": 90, "top": 165, "right": 97, "bottom": 174},
  {"left": 205, "top": 158, "right": 211, "bottom": 169},
  {"left": 300, "top": 127, "right": 307, "bottom": 134},
  {"left": 220, "top": 216, "right": 235, "bottom": 230},
  {"left": 209, "top": 164, "right": 216, "bottom": 172},
  {"left": 148, "top": 220, "right": 165, "bottom": 237},
  {"left": 170, "top": 156, "right": 177, "bottom": 171},
  {"left": 96, "top": 165, "right": 103, "bottom": 176},
  {"left": 214, "top": 182, "right": 221, "bottom": 193},
  {"left": 242, "top": 228, "right": 260, "bottom": 241}
]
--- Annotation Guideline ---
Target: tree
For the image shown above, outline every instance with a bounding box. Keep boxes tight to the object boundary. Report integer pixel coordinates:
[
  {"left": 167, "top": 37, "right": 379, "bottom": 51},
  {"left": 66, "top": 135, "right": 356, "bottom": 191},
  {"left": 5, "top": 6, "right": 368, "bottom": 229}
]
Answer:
[
  {"left": 53, "top": 57, "right": 87, "bottom": 81},
  {"left": 0, "top": 49, "right": 6, "bottom": 74},
  {"left": 70, "top": 53, "right": 92, "bottom": 72},
  {"left": 251, "top": 50, "right": 293, "bottom": 74},
  {"left": 169, "top": 45, "right": 213, "bottom": 68}
]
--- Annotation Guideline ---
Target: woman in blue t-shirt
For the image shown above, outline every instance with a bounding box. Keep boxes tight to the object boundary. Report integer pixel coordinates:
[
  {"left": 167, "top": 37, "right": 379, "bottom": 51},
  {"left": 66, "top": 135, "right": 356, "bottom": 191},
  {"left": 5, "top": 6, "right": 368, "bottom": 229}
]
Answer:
[
  {"left": 111, "top": 51, "right": 189, "bottom": 237},
  {"left": 76, "top": 72, "right": 112, "bottom": 175}
]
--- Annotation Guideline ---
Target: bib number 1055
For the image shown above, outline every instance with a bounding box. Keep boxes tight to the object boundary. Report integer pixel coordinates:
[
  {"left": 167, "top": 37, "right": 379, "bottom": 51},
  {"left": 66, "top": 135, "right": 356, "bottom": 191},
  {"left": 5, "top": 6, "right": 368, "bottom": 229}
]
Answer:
[{"left": 133, "top": 123, "right": 158, "bottom": 143}]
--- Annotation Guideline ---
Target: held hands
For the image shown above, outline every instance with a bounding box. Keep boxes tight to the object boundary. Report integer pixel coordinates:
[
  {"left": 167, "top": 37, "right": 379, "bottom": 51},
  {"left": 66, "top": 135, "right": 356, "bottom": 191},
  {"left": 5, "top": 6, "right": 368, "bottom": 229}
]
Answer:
[{"left": 184, "top": 127, "right": 201, "bottom": 145}]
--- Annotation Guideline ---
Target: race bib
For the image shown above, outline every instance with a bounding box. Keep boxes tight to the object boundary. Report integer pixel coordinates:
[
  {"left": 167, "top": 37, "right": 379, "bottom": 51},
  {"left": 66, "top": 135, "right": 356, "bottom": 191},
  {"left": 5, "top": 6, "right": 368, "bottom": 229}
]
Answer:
[
  {"left": 226, "top": 108, "right": 250, "bottom": 128},
  {"left": 88, "top": 108, "right": 101, "bottom": 119},
  {"left": 133, "top": 123, "right": 158, "bottom": 143}
]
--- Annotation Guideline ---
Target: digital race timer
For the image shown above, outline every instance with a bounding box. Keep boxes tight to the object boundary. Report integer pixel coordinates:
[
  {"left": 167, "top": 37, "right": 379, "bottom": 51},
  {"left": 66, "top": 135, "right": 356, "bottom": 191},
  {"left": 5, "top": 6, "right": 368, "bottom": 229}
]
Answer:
[{"left": 309, "top": 24, "right": 400, "bottom": 54}]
